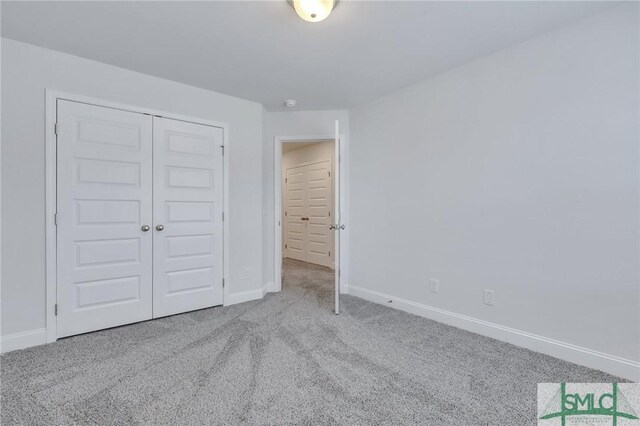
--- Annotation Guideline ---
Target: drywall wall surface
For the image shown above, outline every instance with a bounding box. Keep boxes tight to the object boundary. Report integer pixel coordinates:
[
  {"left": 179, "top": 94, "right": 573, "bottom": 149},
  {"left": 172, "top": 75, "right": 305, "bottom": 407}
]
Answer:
[
  {"left": 350, "top": 5, "right": 639, "bottom": 363},
  {"left": 1, "top": 38, "right": 263, "bottom": 337}
]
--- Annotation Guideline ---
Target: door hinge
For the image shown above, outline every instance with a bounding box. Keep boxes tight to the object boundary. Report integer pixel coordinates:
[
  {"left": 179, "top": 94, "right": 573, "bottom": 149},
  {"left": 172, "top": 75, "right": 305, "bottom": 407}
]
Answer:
[
  {"left": 54, "top": 213, "right": 58, "bottom": 226},
  {"left": 54, "top": 123, "right": 58, "bottom": 135},
  {"left": 222, "top": 211, "right": 224, "bottom": 222},
  {"left": 285, "top": 244, "right": 288, "bottom": 249},
  {"left": 328, "top": 251, "right": 331, "bottom": 257},
  {"left": 54, "top": 304, "right": 58, "bottom": 316},
  {"left": 223, "top": 278, "right": 225, "bottom": 288},
  {"left": 285, "top": 211, "right": 288, "bottom": 217},
  {"left": 338, "top": 269, "right": 341, "bottom": 277},
  {"left": 221, "top": 145, "right": 225, "bottom": 155},
  {"left": 328, "top": 211, "right": 331, "bottom": 217},
  {"left": 285, "top": 177, "right": 288, "bottom": 183},
  {"left": 328, "top": 171, "right": 331, "bottom": 177}
]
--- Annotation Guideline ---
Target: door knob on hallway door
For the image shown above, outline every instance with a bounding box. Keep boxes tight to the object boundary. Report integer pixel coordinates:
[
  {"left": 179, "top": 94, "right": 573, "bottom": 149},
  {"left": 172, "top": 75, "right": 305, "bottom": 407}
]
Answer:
[
  {"left": 156, "top": 224, "right": 165, "bottom": 231},
  {"left": 141, "top": 225, "right": 150, "bottom": 232}
]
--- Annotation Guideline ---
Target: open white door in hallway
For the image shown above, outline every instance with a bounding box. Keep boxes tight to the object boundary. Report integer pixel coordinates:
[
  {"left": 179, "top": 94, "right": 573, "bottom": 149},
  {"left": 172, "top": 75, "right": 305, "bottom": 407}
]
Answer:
[
  {"left": 333, "top": 120, "right": 341, "bottom": 314},
  {"left": 152, "top": 117, "right": 224, "bottom": 317},
  {"left": 284, "top": 159, "right": 332, "bottom": 267},
  {"left": 56, "top": 100, "right": 154, "bottom": 338}
]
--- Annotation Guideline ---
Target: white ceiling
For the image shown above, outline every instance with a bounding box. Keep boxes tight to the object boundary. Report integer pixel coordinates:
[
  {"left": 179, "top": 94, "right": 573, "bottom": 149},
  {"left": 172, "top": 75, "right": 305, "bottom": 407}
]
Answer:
[{"left": 1, "top": 1, "right": 613, "bottom": 111}]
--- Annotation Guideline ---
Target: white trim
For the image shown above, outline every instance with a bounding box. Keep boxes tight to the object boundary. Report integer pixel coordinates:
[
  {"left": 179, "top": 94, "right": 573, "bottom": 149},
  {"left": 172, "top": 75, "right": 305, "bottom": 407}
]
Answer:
[
  {"left": 225, "top": 284, "right": 269, "bottom": 306},
  {"left": 274, "top": 134, "right": 349, "bottom": 295},
  {"left": 264, "top": 281, "right": 276, "bottom": 293},
  {"left": 349, "top": 285, "right": 640, "bottom": 381},
  {"left": 45, "top": 90, "right": 58, "bottom": 343},
  {"left": 221, "top": 123, "right": 231, "bottom": 309},
  {"left": 0, "top": 329, "right": 48, "bottom": 353},
  {"left": 45, "top": 89, "right": 230, "bottom": 343}
]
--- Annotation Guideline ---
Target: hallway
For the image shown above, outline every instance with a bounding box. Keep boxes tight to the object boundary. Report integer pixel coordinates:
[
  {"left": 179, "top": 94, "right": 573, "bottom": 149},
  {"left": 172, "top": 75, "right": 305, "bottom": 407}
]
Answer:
[{"left": 281, "top": 258, "right": 335, "bottom": 311}]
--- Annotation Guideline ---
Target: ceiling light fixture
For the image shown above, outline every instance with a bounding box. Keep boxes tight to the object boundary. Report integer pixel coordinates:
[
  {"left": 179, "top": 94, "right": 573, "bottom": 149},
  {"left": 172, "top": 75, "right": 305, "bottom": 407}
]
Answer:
[
  {"left": 288, "top": 0, "right": 337, "bottom": 23},
  {"left": 284, "top": 99, "right": 297, "bottom": 108}
]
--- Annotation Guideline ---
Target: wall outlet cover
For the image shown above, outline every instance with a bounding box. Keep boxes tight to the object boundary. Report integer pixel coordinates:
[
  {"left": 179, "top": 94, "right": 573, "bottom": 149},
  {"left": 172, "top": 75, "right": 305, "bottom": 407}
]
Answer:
[{"left": 483, "top": 289, "right": 495, "bottom": 306}]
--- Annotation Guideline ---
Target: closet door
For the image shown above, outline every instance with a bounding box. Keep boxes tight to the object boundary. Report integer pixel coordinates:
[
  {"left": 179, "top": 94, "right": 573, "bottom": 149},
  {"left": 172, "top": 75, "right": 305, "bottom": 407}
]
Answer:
[
  {"left": 152, "top": 117, "right": 224, "bottom": 317},
  {"left": 284, "top": 165, "right": 307, "bottom": 262},
  {"left": 305, "top": 160, "right": 332, "bottom": 267},
  {"left": 56, "top": 100, "right": 153, "bottom": 338},
  {"left": 285, "top": 161, "right": 332, "bottom": 267}
]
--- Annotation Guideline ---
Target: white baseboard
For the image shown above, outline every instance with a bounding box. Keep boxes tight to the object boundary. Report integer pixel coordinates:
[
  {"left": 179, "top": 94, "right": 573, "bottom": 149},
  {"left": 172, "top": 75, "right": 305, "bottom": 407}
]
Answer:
[
  {"left": 348, "top": 285, "right": 640, "bottom": 381},
  {"left": 225, "top": 287, "right": 265, "bottom": 306},
  {"left": 264, "top": 282, "right": 276, "bottom": 294},
  {"left": 1, "top": 328, "right": 47, "bottom": 353}
]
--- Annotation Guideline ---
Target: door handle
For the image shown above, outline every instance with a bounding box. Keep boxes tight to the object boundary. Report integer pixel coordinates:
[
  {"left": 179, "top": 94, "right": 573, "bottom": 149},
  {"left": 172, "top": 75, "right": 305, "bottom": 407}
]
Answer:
[
  {"left": 156, "top": 224, "right": 165, "bottom": 231},
  {"left": 329, "top": 224, "right": 345, "bottom": 230},
  {"left": 301, "top": 217, "right": 309, "bottom": 221},
  {"left": 141, "top": 225, "right": 150, "bottom": 232}
]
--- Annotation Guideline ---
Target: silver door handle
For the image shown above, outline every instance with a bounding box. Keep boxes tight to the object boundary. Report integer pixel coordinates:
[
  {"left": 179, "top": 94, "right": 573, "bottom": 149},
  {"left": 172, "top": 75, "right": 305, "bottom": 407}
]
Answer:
[
  {"left": 329, "top": 224, "right": 345, "bottom": 230},
  {"left": 141, "top": 225, "right": 150, "bottom": 232},
  {"left": 156, "top": 224, "right": 165, "bottom": 231}
]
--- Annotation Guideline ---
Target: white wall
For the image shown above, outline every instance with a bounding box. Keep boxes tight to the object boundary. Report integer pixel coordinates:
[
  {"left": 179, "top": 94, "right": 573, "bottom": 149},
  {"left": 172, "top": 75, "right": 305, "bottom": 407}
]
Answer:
[
  {"left": 282, "top": 142, "right": 335, "bottom": 267},
  {"left": 349, "top": 5, "right": 639, "bottom": 378},
  {"left": 262, "top": 110, "right": 349, "bottom": 288},
  {"left": 1, "top": 39, "right": 264, "bottom": 340}
]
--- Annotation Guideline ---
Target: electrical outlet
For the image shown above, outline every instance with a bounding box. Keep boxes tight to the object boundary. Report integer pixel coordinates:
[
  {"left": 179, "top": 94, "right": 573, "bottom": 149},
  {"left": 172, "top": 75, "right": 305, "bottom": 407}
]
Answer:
[
  {"left": 483, "top": 289, "right": 495, "bottom": 306},
  {"left": 429, "top": 278, "right": 439, "bottom": 293}
]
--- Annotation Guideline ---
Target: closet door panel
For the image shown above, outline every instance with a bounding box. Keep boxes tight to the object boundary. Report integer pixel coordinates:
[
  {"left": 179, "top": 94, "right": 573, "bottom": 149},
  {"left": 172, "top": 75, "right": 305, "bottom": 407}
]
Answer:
[
  {"left": 285, "top": 165, "right": 307, "bottom": 262},
  {"left": 152, "top": 117, "right": 224, "bottom": 317},
  {"left": 306, "top": 160, "right": 332, "bottom": 267},
  {"left": 56, "top": 100, "right": 153, "bottom": 338}
]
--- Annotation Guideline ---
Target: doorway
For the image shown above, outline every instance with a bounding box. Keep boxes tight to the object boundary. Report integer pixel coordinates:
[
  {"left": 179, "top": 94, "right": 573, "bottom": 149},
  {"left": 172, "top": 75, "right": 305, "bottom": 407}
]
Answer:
[
  {"left": 274, "top": 124, "right": 346, "bottom": 314},
  {"left": 283, "top": 143, "right": 334, "bottom": 268}
]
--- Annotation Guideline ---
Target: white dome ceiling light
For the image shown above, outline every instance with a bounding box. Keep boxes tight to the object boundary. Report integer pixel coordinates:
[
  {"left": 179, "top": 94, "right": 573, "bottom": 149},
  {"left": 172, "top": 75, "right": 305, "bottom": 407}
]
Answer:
[
  {"left": 284, "top": 99, "right": 297, "bottom": 108},
  {"left": 288, "top": 0, "right": 337, "bottom": 23}
]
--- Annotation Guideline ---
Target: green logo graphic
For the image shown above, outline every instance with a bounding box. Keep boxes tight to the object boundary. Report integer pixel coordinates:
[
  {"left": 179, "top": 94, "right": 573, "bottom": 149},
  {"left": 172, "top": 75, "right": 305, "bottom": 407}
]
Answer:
[{"left": 539, "top": 383, "right": 638, "bottom": 425}]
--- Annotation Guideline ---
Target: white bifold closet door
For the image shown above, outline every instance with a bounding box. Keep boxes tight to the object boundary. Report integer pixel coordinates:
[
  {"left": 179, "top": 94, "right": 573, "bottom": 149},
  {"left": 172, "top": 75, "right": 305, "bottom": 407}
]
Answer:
[
  {"left": 56, "top": 100, "right": 154, "bottom": 338},
  {"left": 152, "top": 117, "right": 224, "bottom": 317},
  {"left": 56, "top": 100, "right": 223, "bottom": 338}
]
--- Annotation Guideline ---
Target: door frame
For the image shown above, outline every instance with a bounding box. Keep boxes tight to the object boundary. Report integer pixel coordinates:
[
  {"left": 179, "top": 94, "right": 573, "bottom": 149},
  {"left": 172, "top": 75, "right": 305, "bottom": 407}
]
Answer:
[
  {"left": 274, "top": 134, "right": 349, "bottom": 294},
  {"left": 45, "top": 89, "right": 230, "bottom": 343}
]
